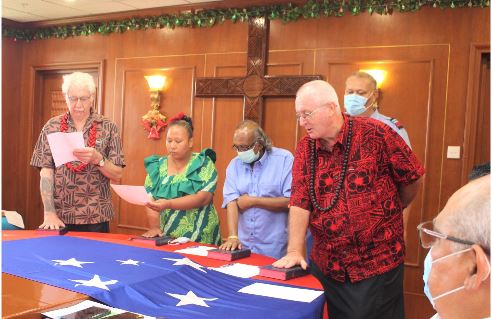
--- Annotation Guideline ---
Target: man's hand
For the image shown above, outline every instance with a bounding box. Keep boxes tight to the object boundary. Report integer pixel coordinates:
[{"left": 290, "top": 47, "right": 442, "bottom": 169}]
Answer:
[
  {"left": 146, "top": 199, "right": 171, "bottom": 212},
  {"left": 219, "top": 237, "right": 242, "bottom": 251},
  {"left": 236, "top": 195, "right": 256, "bottom": 212},
  {"left": 141, "top": 227, "right": 162, "bottom": 238},
  {"left": 272, "top": 251, "right": 308, "bottom": 270},
  {"left": 73, "top": 147, "right": 101, "bottom": 165},
  {"left": 39, "top": 213, "right": 65, "bottom": 230}
]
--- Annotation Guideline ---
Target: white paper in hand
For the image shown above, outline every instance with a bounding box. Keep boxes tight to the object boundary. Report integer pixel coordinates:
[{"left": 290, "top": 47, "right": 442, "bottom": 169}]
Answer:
[
  {"left": 110, "top": 184, "right": 151, "bottom": 206},
  {"left": 47, "top": 132, "right": 85, "bottom": 167}
]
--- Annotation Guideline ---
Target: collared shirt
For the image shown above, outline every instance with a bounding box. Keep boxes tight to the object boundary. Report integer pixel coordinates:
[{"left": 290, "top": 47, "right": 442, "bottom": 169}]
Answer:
[
  {"left": 223, "top": 147, "right": 293, "bottom": 259},
  {"left": 291, "top": 115, "right": 424, "bottom": 282},
  {"left": 371, "top": 110, "right": 411, "bottom": 147},
  {"left": 31, "top": 112, "right": 125, "bottom": 224}
]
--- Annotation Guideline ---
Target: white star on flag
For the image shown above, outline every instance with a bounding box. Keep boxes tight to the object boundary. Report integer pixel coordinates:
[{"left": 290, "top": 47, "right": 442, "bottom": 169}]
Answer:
[
  {"left": 166, "top": 290, "right": 218, "bottom": 307},
  {"left": 52, "top": 257, "right": 94, "bottom": 268},
  {"left": 116, "top": 259, "right": 142, "bottom": 266},
  {"left": 70, "top": 274, "right": 118, "bottom": 291},
  {"left": 162, "top": 257, "right": 207, "bottom": 273}
]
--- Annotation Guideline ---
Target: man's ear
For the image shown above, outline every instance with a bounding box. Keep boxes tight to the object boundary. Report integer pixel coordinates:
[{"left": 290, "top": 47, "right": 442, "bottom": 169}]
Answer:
[
  {"left": 189, "top": 137, "right": 194, "bottom": 149},
  {"left": 373, "top": 88, "right": 380, "bottom": 102},
  {"left": 464, "top": 244, "right": 490, "bottom": 290},
  {"left": 327, "top": 102, "right": 338, "bottom": 114}
]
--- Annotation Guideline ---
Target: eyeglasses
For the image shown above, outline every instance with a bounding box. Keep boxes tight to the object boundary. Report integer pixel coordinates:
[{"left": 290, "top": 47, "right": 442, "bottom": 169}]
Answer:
[
  {"left": 67, "top": 96, "right": 92, "bottom": 104},
  {"left": 232, "top": 141, "right": 256, "bottom": 152},
  {"left": 417, "top": 220, "right": 475, "bottom": 249},
  {"left": 295, "top": 105, "right": 326, "bottom": 121}
]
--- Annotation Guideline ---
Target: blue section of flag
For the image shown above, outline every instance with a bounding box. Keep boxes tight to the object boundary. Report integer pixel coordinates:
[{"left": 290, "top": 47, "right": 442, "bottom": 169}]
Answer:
[{"left": 3, "top": 237, "right": 324, "bottom": 319}]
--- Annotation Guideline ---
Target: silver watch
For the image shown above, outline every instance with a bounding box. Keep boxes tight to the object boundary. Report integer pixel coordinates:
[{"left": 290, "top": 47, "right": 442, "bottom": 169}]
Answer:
[{"left": 97, "top": 157, "right": 105, "bottom": 167}]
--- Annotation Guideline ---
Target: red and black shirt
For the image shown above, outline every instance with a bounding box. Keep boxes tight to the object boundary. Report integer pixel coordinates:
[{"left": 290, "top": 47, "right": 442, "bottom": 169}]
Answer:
[{"left": 291, "top": 115, "right": 424, "bottom": 283}]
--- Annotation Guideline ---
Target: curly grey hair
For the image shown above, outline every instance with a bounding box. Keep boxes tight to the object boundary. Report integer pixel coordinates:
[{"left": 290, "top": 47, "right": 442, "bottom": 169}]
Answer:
[{"left": 62, "top": 72, "right": 96, "bottom": 95}]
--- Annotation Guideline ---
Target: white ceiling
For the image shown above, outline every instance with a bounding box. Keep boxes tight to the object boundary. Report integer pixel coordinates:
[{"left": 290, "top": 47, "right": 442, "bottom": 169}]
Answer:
[{"left": 2, "top": 0, "right": 223, "bottom": 23}]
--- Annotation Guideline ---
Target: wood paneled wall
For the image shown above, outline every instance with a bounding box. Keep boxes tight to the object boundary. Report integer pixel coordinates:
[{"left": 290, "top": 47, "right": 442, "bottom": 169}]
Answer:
[{"left": 2, "top": 5, "right": 489, "bottom": 319}]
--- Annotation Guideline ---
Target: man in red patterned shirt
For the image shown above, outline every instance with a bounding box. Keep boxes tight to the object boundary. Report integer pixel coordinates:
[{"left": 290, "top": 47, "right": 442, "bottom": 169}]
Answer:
[{"left": 273, "top": 80, "right": 424, "bottom": 319}]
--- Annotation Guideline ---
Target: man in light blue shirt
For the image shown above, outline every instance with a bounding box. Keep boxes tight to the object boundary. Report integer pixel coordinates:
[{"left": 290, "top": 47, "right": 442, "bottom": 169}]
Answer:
[{"left": 220, "top": 120, "right": 293, "bottom": 259}]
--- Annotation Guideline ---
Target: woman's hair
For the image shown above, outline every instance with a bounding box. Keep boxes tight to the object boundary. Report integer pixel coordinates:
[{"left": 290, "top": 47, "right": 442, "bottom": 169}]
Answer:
[
  {"left": 168, "top": 112, "right": 193, "bottom": 138},
  {"left": 62, "top": 72, "right": 96, "bottom": 95}
]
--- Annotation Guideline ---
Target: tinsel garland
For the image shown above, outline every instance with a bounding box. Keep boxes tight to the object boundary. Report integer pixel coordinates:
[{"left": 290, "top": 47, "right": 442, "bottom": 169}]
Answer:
[{"left": 2, "top": 0, "right": 489, "bottom": 42}]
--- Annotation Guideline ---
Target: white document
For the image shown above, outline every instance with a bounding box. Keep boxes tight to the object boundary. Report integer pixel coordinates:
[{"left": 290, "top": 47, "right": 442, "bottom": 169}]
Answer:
[
  {"left": 47, "top": 132, "right": 85, "bottom": 167},
  {"left": 110, "top": 184, "right": 151, "bottom": 205},
  {"left": 2, "top": 210, "right": 24, "bottom": 229},
  {"left": 175, "top": 245, "right": 216, "bottom": 256},
  {"left": 42, "top": 299, "right": 154, "bottom": 319},
  {"left": 238, "top": 282, "right": 324, "bottom": 303},
  {"left": 210, "top": 263, "right": 260, "bottom": 278}
]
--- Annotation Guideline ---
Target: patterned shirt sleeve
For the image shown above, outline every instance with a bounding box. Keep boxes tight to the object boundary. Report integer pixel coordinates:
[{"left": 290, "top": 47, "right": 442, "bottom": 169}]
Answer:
[
  {"left": 30, "top": 121, "right": 55, "bottom": 169},
  {"left": 105, "top": 121, "right": 126, "bottom": 167},
  {"left": 290, "top": 138, "right": 312, "bottom": 211},
  {"left": 382, "top": 125, "right": 425, "bottom": 186}
]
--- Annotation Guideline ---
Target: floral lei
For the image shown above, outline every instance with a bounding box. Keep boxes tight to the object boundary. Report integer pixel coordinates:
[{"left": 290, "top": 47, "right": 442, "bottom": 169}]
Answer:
[{"left": 60, "top": 112, "right": 97, "bottom": 173}]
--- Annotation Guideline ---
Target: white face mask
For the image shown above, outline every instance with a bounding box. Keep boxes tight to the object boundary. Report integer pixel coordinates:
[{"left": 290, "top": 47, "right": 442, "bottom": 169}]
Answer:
[
  {"left": 423, "top": 247, "right": 490, "bottom": 308},
  {"left": 237, "top": 147, "right": 260, "bottom": 164}
]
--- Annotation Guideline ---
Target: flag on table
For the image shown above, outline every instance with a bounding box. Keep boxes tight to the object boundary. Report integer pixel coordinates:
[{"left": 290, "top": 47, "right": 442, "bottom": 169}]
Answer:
[{"left": 3, "top": 236, "right": 324, "bottom": 319}]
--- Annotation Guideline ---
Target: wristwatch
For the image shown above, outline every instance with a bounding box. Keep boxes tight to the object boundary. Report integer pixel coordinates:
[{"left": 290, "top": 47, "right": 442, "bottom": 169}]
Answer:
[{"left": 97, "top": 156, "right": 105, "bottom": 167}]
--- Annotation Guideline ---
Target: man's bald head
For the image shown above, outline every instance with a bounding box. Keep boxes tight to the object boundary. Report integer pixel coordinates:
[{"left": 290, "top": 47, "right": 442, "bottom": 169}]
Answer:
[{"left": 437, "top": 174, "right": 490, "bottom": 252}]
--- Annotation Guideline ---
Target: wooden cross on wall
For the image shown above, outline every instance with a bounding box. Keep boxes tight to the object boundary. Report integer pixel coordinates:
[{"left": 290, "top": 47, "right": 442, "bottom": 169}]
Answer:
[{"left": 194, "top": 16, "right": 322, "bottom": 125}]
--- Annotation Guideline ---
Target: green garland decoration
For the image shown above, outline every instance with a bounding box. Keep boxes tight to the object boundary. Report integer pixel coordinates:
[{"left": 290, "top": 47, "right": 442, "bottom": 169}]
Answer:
[{"left": 3, "top": 0, "right": 489, "bottom": 41}]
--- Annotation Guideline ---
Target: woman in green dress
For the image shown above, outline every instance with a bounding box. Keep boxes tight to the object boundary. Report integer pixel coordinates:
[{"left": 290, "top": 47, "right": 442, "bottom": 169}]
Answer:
[{"left": 142, "top": 113, "right": 221, "bottom": 245}]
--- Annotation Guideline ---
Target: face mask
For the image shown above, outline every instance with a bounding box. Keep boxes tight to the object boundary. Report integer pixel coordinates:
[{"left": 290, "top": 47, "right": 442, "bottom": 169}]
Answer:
[
  {"left": 423, "top": 247, "right": 483, "bottom": 308},
  {"left": 237, "top": 147, "right": 260, "bottom": 164},
  {"left": 344, "top": 94, "right": 369, "bottom": 115}
]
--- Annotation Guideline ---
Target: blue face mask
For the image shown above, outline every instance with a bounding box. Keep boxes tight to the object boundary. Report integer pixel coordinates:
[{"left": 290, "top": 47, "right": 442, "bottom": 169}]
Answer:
[
  {"left": 237, "top": 147, "right": 260, "bottom": 164},
  {"left": 423, "top": 247, "right": 479, "bottom": 309},
  {"left": 344, "top": 94, "right": 369, "bottom": 115}
]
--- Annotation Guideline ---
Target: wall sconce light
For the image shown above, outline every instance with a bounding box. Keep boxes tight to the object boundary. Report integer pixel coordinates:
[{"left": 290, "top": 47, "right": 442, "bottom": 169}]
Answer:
[
  {"left": 141, "top": 75, "right": 168, "bottom": 140},
  {"left": 360, "top": 69, "right": 387, "bottom": 88}
]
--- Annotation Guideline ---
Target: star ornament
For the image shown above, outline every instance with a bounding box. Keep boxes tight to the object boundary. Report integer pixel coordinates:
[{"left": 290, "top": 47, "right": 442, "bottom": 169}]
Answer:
[
  {"left": 166, "top": 290, "right": 218, "bottom": 307},
  {"left": 70, "top": 274, "right": 118, "bottom": 291},
  {"left": 116, "top": 259, "right": 142, "bottom": 266},
  {"left": 162, "top": 257, "right": 207, "bottom": 273},
  {"left": 52, "top": 257, "right": 94, "bottom": 268}
]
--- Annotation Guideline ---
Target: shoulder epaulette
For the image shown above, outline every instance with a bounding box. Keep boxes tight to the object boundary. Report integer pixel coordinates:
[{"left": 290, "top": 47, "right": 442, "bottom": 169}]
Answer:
[{"left": 390, "top": 118, "right": 404, "bottom": 130}]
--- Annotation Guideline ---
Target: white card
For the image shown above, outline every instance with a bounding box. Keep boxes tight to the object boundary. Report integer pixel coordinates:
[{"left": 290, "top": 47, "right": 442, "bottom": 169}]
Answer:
[
  {"left": 209, "top": 263, "right": 260, "bottom": 278},
  {"left": 47, "top": 132, "right": 85, "bottom": 167},
  {"left": 238, "top": 282, "right": 324, "bottom": 303},
  {"left": 110, "top": 184, "right": 151, "bottom": 206},
  {"left": 175, "top": 245, "right": 216, "bottom": 256},
  {"left": 2, "top": 210, "right": 24, "bottom": 229}
]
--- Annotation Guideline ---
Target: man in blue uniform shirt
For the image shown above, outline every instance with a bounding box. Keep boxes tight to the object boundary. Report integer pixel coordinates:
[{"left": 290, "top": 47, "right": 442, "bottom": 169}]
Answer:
[
  {"left": 220, "top": 120, "right": 293, "bottom": 259},
  {"left": 344, "top": 71, "right": 412, "bottom": 147}
]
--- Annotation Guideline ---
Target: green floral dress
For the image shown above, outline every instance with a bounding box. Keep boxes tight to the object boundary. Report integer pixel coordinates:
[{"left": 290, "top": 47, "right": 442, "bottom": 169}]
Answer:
[{"left": 144, "top": 148, "right": 221, "bottom": 245}]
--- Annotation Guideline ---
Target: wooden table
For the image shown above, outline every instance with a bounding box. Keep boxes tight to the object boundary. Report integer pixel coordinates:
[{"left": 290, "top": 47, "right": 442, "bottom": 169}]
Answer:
[{"left": 2, "top": 230, "right": 325, "bottom": 318}]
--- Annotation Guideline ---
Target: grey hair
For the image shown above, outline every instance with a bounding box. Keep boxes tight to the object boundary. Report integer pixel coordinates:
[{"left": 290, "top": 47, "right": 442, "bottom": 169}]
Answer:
[
  {"left": 235, "top": 120, "right": 273, "bottom": 152},
  {"left": 295, "top": 80, "right": 340, "bottom": 110},
  {"left": 445, "top": 175, "right": 490, "bottom": 253},
  {"left": 347, "top": 71, "right": 378, "bottom": 90},
  {"left": 62, "top": 72, "right": 96, "bottom": 95}
]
